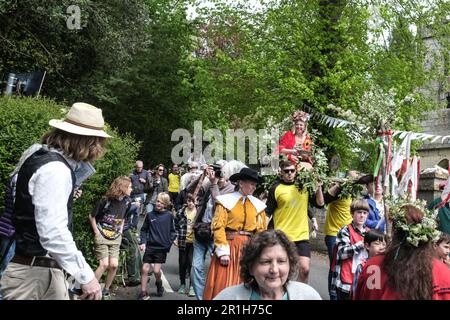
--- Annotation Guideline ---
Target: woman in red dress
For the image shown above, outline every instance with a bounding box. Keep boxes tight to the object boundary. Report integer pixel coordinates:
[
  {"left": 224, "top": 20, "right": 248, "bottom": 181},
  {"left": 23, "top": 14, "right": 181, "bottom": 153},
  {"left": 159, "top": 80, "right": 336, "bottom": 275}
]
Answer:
[{"left": 277, "top": 110, "right": 313, "bottom": 170}]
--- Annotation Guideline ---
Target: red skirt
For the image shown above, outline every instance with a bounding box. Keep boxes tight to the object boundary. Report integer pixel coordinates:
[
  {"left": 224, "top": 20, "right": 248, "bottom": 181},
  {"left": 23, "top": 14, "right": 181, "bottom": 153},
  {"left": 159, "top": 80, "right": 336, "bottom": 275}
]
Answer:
[{"left": 203, "top": 235, "right": 249, "bottom": 300}]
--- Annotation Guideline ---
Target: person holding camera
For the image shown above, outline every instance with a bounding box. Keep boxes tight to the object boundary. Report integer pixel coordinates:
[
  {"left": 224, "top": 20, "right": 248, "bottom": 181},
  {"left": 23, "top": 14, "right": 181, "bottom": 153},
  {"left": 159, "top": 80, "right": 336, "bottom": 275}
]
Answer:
[
  {"left": 145, "top": 164, "right": 168, "bottom": 213},
  {"left": 189, "top": 161, "right": 234, "bottom": 300}
]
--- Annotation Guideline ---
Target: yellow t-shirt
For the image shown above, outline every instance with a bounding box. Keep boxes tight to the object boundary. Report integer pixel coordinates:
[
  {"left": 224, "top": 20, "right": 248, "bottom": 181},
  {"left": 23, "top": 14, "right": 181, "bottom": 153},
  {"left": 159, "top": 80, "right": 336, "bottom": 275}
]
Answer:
[
  {"left": 324, "top": 196, "right": 353, "bottom": 236},
  {"left": 168, "top": 173, "right": 180, "bottom": 193},
  {"left": 185, "top": 207, "right": 196, "bottom": 243},
  {"left": 273, "top": 184, "right": 309, "bottom": 242}
]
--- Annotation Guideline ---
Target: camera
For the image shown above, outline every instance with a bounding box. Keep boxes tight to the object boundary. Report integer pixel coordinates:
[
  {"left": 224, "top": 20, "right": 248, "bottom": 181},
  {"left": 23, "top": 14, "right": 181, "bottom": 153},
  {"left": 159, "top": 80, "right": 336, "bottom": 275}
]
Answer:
[{"left": 211, "top": 164, "right": 223, "bottom": 178}]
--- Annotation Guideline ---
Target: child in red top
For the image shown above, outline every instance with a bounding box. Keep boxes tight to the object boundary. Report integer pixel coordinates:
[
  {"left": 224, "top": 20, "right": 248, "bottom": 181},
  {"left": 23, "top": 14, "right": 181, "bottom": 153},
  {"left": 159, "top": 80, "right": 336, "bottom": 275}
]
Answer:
[
  {"left": 355, "top": 204, "right": 450, "bottom": 300},
  {"left": 434, "top": 233, "right": 450, "bottom": 268},
  {"left": 352, "top": 229, "right": 386, "bottom": 297}
]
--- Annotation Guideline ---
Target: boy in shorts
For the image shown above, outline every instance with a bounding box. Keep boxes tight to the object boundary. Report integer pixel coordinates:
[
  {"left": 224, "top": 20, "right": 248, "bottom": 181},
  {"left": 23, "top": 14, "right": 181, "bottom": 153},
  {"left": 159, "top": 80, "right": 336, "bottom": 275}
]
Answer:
[{"left": 138, "top": 192, "right": 176, "bottom": 299}]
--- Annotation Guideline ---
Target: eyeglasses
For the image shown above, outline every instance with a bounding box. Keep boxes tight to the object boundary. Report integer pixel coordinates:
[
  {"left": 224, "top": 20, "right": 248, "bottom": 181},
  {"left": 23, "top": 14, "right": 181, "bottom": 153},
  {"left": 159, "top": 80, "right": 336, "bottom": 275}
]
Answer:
[
  {"left": 283, "top": 169, "right": 296, "bottom": 174},
  {"left": 190, "top": 167, "right": 198, "bottom": 170},
  {"left": 158, "top": 169, "right": 164, "bottom": 172}
]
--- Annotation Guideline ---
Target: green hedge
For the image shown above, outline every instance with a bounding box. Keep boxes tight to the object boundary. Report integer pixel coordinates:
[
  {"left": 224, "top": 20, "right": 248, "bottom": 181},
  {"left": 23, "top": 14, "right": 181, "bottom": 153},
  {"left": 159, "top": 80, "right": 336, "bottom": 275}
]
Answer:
[{"left": 0, "top": 96, "right": 140, "bottom": 265}]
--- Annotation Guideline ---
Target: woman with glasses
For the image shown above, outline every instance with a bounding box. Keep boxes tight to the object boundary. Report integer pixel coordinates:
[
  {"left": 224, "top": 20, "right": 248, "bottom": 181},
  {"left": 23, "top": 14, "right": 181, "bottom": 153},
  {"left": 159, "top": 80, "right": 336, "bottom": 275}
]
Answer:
[{"left": 145, "top": 164, "right": 169, "bottom": 213}]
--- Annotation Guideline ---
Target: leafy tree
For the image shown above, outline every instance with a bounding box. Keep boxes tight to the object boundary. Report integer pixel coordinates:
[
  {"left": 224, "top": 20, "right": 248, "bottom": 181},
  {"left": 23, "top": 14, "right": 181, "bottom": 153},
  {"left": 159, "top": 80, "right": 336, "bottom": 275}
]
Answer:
[
  {"left": 0, "top": 0, "right": 148, "bottom": 101},
  {"left": 89, "top": 0, "right": 197, "bottom": 166},
  {"left": 189, "top": 0, "right": 449, "bottom": 172}
]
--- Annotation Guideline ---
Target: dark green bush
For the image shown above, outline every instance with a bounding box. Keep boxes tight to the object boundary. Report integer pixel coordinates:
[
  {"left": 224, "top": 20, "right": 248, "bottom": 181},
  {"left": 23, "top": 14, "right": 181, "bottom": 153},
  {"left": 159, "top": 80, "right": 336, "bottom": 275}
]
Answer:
[{"left": 0, "top": 96, "right": 140, "bottom": 265}]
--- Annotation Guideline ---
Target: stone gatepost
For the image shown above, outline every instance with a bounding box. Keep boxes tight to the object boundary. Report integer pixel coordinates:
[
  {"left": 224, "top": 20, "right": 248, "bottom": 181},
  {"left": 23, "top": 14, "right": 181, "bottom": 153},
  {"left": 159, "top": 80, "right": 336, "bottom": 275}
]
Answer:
[{"left": 418, "top": 171, "right": 448, "bottom": 204}]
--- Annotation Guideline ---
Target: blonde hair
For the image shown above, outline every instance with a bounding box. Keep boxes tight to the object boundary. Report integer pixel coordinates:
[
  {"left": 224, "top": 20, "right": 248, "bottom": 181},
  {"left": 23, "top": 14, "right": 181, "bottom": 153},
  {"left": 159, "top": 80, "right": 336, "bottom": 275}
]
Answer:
[
  {"left": 42, "top": 129, "right": 106, "bottom": 162},
  {"left": 350, "top": 199, "right": 370, "bottom": 214},
  {"left": 157, "top": 192, "right": 171, "bottom": 209},
  {"left": 105, "top": 176, "right": 131, "bottom": 200}
]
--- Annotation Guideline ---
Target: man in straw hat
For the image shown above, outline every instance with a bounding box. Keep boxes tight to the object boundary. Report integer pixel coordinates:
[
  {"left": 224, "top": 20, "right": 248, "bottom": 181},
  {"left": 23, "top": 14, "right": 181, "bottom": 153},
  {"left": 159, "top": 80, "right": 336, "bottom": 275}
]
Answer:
[{"left": 1, "top": 103, "right": 110, "bottom": 300}]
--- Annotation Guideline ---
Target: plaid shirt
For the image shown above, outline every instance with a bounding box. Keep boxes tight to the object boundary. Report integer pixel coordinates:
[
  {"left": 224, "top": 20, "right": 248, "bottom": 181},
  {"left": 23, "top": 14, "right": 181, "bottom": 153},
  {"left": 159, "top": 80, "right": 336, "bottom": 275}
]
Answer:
[
  {"left": 331, "top": 222, "right": 368, "bottom": 294},
  {"left": 175, "top": 207, "right": 188, "bottom": 249},
  {"left": 175, "top": 206, "right": 196, "bottom": 249}
]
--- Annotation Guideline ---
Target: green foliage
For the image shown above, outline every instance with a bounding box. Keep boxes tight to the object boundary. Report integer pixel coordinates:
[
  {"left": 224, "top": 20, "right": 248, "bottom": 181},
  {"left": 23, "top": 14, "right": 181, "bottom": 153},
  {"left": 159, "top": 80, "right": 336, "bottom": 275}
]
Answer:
[
  {"left": 191, "top": 0, "right": 448, "bottom": 173},
  {"left": 0, "top": 96, "right": 65, "bottom": 186},
  {"left": 387, "top": 198, "right": 441, "bottom": 247},
  {"left": 0, "top": 0, "right": 148, "bottom": 101},
  {"left": 0, "top": 96, "right": 140, "bottom": 265},
  {"left": 88, "top": 0, "right": 196, "bottom": 166},
  {"left": 1, "top": 0, "right": 448, "bottom": 198},
  {"left": 334, "top": 180, "right": 364, "bottom": 200}
]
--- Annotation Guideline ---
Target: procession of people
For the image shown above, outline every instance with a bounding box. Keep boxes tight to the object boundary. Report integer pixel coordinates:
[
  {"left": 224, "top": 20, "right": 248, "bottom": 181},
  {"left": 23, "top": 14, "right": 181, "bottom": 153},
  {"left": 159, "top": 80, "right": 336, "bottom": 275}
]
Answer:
[{"left": 0, "top": 106, "right": 449, "bottom": 302}]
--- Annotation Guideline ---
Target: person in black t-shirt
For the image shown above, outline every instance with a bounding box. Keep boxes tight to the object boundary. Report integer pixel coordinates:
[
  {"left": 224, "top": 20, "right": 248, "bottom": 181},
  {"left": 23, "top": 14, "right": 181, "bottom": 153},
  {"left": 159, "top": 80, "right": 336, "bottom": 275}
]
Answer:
[{"left": 89, "top": 176, "right": 134, "bottom": 299}]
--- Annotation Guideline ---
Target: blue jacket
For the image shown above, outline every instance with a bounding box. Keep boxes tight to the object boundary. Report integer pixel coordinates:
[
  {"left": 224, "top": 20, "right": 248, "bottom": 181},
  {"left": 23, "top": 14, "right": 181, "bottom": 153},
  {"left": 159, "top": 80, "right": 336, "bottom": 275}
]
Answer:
[{"left": 363, "top": 195, "right": 385, "bottom": 232}]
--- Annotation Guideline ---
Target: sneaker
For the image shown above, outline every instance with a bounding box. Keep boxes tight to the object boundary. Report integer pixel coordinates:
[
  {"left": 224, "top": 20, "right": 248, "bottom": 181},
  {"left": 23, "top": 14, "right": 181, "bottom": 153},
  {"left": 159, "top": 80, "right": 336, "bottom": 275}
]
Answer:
[
  {"left": 102, "top": 288, "right": 111, "bottom": 300},
  {"left": 155, "top": 280, "right": 164, "bottom": 297},
  {"left": 137, "top": 291, "right": 150, "bottom": 300},
  {"left": 177, "top": 284, "right": 186, "bottom": 294},
  {"left": 188, "top": 286, "right": 195, "bottom": 297}
]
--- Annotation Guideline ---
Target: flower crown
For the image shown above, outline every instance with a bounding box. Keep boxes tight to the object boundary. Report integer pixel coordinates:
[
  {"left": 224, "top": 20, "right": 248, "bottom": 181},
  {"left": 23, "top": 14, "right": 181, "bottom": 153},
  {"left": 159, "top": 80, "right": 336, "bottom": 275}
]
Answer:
[
  {"left": 292, "top": 111, "right": 310, "bottom": 123},
  {"left": 388, "top": 198, "right": 441, "bottom": 247}
]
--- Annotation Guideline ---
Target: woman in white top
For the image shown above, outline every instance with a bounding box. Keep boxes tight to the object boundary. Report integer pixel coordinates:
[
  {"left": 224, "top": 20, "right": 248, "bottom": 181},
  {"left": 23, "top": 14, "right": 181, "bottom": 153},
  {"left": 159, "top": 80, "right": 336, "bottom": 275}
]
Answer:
[{"left": 214, "top": 229, "right": 321, "bottom": 300}]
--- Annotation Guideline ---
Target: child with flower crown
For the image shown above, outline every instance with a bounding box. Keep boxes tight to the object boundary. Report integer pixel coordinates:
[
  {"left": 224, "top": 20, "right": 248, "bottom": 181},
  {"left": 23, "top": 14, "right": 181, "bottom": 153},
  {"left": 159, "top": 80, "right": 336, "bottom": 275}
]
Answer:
[{"left": 354, "top": 201, "right": 450, "bottom": 300}]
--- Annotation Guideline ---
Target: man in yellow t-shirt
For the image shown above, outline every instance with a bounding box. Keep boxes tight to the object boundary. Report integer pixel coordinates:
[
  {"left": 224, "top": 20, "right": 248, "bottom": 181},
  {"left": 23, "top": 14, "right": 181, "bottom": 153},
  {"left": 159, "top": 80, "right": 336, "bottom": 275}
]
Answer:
[
  {"left": 266, "top": 160, "right": 324, "bottom": 283},
  {"left": 168, "top": 164, "right": 180, "bottom": 205}
]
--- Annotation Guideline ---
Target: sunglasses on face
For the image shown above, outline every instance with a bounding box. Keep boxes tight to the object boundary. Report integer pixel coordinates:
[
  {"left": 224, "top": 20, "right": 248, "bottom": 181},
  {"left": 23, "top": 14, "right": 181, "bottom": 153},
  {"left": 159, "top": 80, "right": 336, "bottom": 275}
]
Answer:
[
  {"left": 158, "top": 169, "right": 164, "bottom": 172},
  {"left": 283, "top": 169, "right": 296, "bottom": 174}
]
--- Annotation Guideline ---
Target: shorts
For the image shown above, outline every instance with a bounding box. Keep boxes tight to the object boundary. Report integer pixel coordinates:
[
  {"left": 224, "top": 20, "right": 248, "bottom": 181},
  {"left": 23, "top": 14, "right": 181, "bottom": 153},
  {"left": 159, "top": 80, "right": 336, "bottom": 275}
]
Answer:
[
  {"left": 294, "top": 240, "right": 311, "bottom": 258},
  {"left": 143, "top": 249, "right": 167, "bottom": 264},
  {"left": 94, "top": 233, "right": 122, "bottom": 260}
]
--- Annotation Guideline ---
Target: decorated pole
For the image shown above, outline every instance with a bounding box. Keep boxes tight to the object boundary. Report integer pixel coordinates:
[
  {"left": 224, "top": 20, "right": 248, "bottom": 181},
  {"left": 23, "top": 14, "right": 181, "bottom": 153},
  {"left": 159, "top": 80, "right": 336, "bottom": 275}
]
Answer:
[{"left": 375, "top": 120, "right": 393, "bottom": 238}]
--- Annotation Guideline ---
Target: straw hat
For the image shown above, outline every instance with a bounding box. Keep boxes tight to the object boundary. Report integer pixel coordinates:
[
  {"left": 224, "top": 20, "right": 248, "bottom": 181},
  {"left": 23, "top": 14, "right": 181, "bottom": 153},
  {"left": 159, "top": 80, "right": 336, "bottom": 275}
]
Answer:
[{"left": 49, "top": 102, "right": 111, "bottom": 138}]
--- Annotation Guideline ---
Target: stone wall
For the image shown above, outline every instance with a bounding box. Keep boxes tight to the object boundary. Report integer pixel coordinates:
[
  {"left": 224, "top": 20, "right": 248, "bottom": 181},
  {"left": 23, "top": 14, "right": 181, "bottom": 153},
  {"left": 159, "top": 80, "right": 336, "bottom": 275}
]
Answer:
[
  {"left": 418, "top": 108, "right": 450, "bottom": 170},
  {"left": 419, "top": 144, "right": 450, "bottom": 170},
  {"left": 420, "top": 109, "right": 450, "bottom": 137},
  {"left": 418, "top": 171, "right": 448, "bottom": 204}
]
